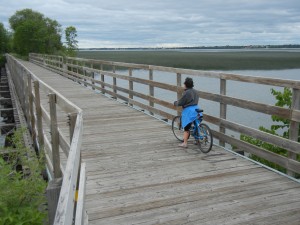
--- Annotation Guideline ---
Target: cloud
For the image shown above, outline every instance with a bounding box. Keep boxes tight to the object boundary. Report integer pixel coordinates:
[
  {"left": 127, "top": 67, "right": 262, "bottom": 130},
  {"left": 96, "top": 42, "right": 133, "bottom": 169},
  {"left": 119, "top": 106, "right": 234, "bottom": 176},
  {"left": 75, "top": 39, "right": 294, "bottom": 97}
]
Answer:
[{"left": 0, "top": 0, "right": 299, "bottom": 47}]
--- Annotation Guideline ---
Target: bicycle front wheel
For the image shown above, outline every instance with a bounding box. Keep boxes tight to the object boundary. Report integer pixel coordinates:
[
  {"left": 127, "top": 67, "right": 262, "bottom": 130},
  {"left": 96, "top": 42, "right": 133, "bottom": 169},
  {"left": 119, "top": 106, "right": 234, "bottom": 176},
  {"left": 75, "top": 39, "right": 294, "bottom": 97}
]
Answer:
[
  {"left": 197, "top": 123, "right": 213, "bottom": 153},
  {"left": 172, "top": 116, "right": 184, "bottom": 142}
]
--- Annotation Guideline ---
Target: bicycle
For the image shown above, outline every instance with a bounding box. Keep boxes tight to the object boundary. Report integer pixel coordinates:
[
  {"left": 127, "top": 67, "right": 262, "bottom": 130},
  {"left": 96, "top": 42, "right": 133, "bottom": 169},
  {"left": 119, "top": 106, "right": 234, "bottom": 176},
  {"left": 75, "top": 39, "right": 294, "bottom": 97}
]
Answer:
[{"left": 172, "top": 109, "right": 213, "bottom": 153}]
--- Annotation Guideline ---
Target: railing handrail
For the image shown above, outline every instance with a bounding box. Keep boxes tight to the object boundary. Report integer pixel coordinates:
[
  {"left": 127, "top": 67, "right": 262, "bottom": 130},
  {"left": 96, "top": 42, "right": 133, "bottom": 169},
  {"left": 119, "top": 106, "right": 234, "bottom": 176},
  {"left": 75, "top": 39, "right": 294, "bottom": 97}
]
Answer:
[
  {"left": 30, "top": 52, "right": 300, "bottom": 88},
  {"left": 6, "top": 54, "right": 86, "bottom": 225},
  {"left": 29, "top": 53, "right": 300, "bottom": 178}
]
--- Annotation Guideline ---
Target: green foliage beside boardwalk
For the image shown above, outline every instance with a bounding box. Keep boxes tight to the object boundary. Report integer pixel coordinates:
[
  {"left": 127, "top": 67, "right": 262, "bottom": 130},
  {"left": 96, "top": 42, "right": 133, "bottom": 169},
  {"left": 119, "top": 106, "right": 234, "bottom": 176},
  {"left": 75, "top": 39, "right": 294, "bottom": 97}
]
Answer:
[
  {"left": 0, "top": 129, "right": 47, "bottom": 225},
  {"left": 241, "top": 88, "right": 300, "bottom": 177},
  {"left": 78, "top": 50, "right": 300, "bottom": 70}
]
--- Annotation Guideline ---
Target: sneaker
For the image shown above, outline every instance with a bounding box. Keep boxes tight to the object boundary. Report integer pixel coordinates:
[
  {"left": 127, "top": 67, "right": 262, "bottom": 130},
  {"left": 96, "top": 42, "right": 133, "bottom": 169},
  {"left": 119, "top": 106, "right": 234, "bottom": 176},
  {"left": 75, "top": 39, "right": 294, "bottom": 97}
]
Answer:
[{"left": 178, "top": 143, "right": 188, "bottom": 148}]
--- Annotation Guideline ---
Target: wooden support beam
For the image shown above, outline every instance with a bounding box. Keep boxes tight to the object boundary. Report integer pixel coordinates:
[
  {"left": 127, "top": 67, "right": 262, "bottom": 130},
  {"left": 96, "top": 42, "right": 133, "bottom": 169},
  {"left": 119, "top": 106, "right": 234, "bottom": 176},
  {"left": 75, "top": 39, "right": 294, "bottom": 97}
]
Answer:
[
  {"left": 68, "top": 112, "right": 77, "bottom": 143},
  {"left": 46, "top": 178, "right": 62, "bottom": 225},
  {"left": 129, "top": 68, "right": 133, "bottom": 107},
  {"left": 112, "top": 65, "right": 117, "bottom": 99},
  {"left": 0, "top": 108, "right": 14, "bottom": 112},
  {"left": 176, "top": 73, "right": 182, "bottom": 116},
  {"left": 101, "top": 64, "right": 105, "bottom": 94},
  {"left": 219, "top": 78, "right": 227, "bottom": 147},
  {"left": 28, "top": 75, "right": 36, "bottom": 146},
  {"left": 49, "top": 93, "right": 62, "bottom": 178},
  {"left": 149, "top": 69, "right": 154, "bottom": 115},
  {"left": 288, "top": 88, "right": 300, "bottom": 177},
  {"left": 34, "top": 81, "right": 44, "bottom": 149}
]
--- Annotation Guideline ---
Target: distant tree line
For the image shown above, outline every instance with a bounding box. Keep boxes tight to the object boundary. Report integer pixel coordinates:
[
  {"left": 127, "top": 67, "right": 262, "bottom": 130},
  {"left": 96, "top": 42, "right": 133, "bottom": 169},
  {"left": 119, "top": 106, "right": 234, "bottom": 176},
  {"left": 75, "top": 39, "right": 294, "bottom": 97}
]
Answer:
[
  {"left": 0, "top": 9, "right": 78, "bottom": 58},
  {"left": 79, "top": 44, "right": 300, "bottom": 51}
]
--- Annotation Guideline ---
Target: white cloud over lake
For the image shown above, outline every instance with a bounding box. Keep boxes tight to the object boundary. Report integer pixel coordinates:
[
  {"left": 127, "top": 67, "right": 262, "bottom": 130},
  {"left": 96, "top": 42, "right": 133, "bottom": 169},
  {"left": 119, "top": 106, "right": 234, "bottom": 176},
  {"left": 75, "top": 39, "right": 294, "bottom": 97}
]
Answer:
[{"left": 0, "top": 0, "right": 299, "bottom": 48}]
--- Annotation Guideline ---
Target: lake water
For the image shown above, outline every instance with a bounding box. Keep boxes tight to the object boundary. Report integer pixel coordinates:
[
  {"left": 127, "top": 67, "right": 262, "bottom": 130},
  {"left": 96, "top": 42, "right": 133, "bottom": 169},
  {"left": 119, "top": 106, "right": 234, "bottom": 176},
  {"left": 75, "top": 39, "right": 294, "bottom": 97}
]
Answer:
[{"left": 94, "top": 68, "right": 300, "bottom": 140}]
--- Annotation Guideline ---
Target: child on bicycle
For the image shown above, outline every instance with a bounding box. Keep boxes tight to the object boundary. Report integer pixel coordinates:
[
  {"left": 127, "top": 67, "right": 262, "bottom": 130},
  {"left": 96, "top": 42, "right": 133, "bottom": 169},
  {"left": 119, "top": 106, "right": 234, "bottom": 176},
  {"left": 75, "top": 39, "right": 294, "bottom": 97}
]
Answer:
[{"left": 174, "top": 77, "right": 199, "bottom": 148}]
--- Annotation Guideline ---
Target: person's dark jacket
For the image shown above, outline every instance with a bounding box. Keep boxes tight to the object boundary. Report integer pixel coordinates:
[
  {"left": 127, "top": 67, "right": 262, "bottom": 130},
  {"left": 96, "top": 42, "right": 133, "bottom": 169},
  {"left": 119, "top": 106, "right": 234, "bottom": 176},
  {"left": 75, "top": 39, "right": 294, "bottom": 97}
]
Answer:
[{"left": 174, "top": 88, "right": 199, "bottom": 108}]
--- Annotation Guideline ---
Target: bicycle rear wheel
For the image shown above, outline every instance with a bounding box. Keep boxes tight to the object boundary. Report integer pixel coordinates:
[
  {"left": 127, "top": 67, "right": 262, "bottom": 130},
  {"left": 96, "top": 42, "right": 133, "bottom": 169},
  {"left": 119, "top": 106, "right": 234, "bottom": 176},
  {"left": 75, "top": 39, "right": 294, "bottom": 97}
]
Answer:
[
  {"left": 197, "top": 123, "right": 213, "bottom": 153},
  {"left": 172, "top": 116, "right": 184, "bottom": 142}
]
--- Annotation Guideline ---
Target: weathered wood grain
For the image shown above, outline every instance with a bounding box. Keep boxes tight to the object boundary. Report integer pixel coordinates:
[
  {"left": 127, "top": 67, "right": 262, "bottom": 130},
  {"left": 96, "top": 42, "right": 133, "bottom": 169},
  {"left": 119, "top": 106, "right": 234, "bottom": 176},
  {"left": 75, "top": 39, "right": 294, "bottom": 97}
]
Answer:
[{"left": 12, "top": 54, "right": 300, "bottom": 225}]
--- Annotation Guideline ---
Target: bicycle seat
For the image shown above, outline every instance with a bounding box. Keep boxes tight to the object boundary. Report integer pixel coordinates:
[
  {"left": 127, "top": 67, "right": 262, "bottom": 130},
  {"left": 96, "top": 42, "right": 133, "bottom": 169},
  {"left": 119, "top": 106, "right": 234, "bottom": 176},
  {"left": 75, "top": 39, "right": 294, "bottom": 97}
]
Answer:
[{"left": 195, "top": 109, "right": 203, "bottom": 113}]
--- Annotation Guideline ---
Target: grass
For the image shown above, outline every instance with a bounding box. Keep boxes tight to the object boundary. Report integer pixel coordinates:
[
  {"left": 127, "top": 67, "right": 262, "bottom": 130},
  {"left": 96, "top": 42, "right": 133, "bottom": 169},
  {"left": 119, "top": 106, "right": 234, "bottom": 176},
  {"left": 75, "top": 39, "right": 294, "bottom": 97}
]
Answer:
[{"left": 77, "top": 50, "right": 300, "bottom": 70}]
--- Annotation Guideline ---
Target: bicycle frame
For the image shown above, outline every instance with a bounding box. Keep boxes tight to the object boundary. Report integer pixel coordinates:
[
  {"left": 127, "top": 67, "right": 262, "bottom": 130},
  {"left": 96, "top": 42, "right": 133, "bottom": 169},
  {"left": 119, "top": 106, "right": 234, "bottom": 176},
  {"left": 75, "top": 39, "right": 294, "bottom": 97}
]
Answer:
[{"left": 191, "top": 115, "right": 204, "bottom": 140}]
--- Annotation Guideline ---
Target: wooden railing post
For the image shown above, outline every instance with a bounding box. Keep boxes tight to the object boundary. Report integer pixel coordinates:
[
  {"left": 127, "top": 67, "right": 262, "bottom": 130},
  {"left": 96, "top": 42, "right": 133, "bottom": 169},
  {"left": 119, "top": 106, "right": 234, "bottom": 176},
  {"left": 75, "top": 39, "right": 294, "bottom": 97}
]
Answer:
[
  {"left": 91, "top": 63, "right": 95, "bottom": 90},
  {"left": 43, "top": 55, "right": 46, "bottom": 66},
  {"left": 27, "top": 74, "right": 36, "bottom": 145},
  {"left": 83, "top": 62, "right": 87, "bottom": 87},
  {"left": 288, "top": 88, "right": 300, "bottom": 177},
  {"left": 101, "top": 64, "right": 105, "bottom": 94},
  {"left": 149, "top": 69, "right": 154, "bottom": 115},
  {"left": 62, "top": 57, "right": 67, "bottom": 73},
  {"left": 49, "top": 93, "right": 62, "bottom": 178},
  {"left": 129, "top": 68, "right": 133, "bottom": 106},
  {"left": 34, "top": 81, "right": 44, "bottom": 148},
  {"left": 46, "top": 178, "right": 62, "bottom": 225},
  {"left": 76, "top": 60, "right": 79, "bottom": 74},
  {"left": 176, "top": 73, "right": 182, "bottom": 116},
  {"left": 24, "top": 70, "right": 30, "bottom": 123},
  {"left": 68, "top": 112, "right": 77, "bottom": 143},
  {"left": 112, "top": 65, "right": 117, "bottom": 98},
  {"left": 220, "top": 79, "right": 227, "bottom": 147}
]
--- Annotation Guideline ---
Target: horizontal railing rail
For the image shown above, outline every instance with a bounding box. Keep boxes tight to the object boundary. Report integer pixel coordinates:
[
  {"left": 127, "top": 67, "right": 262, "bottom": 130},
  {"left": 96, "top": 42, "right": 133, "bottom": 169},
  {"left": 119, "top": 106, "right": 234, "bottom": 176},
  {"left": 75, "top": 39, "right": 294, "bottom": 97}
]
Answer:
[
  {"left": 29, "top": 53, "right": 300, "bottom": 178},
  {"left": 7, "top": 54, "right": 87, "bottom": 225}
]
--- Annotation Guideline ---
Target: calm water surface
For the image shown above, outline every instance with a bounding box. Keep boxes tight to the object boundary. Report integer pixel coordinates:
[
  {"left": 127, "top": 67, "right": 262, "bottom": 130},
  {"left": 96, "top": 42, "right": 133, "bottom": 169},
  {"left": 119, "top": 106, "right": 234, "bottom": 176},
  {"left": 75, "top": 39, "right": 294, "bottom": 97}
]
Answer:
[{"left": 95, "top": 68, "right": 300, "bottom": 139}]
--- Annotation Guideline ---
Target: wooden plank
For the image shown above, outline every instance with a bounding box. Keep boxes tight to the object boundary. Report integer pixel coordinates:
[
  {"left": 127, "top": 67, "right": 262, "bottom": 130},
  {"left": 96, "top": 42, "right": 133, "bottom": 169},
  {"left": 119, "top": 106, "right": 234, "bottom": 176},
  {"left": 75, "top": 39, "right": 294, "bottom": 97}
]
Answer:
[
  {"left": 149, "top": 65, "right": 300, "bottom": 89},
  {"left": 58, "top": 130, "right": 70, "bottom": 157},
  {"left": 61, "top": 65, "right": 297, "bottom": 122},
  {"left": 205, "top": 114, "right": 300, "bottom": 154},
  {"left": 41, "top": 105, "right": 51, "bottom": 128},
  {"left": 54, "top": 112, "right": 83, "bottom": 225},
  {"left": 288, "top": 88, "right": 300, "bottom": 176},
  {"left": 91, "top": 63, "right": 95, "bottom": 91},
  {"left": 56, "top": 94, "right": 78, "bottom": 114},
  {"left": 112, "top": 65, "right": 117, "bottom": 95},
  {"left": 149, "top": 69, "right": 154, "bottom": 113},
  {"left": 46, "top": 178, "right": 62, "bottom": 225},
  {"left": 49, "top": 93, "right": 62, "bottom": 178},
  {"left": 28, "top": 75, "right": 36, "bottom": 145},
  {"left": 60, "top": 70, "right": 177, "bottom": 111},
  {"left": 129, "top": 68, "right": 133, "bottom": 106},
  {"left": 65, "top": 66, "right": 178, "bottom": 93},
  {"left": 291, "top": 109, "right": 300, "bottom": 122},
  {"left": 100, "top": 64, "right": 104, "bottom": 94},
  {"left": 213, "top": 131, "right": 300, "bottom": 174},
  {"left": 75, "top": 162, "right": 86, "bottom": 225},
  {"left": 176, "top": 73, "right": 182, "bottom": 116},
  {"left": 24, "top": 71, "right": 30, "bottom": 123},
  {"left": 66, "top": 57, "right": 149, "bottom": 70},
  {"left": 11, "top": 54, "right": 300, "bottom": 225},
  {"left": 68, "top": 112, "right": 77, "bottom": 143},
  {"left": 198, "top": 90, "right": 292, "bottom": 120},
  {"left": 34, "top": 81, "right": 44, "bottom": 148},
  {"left": 219, "top": 78, "right": 227, "bottom": 147}
]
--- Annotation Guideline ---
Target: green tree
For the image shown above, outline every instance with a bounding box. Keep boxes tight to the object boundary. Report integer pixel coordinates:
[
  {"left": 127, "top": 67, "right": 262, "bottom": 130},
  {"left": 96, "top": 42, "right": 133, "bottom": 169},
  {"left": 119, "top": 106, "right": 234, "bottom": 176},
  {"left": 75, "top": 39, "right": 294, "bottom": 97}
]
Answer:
[
  {"left": 0, "top": 22, "right": 10, "bottom": 53},
  {"left": 9, "top": 9, "right": 63, "bottom": 56},
  {"left": 65, "top": 26, "right": 78, "bottom": 56},
  {"left": 240, "top": 87, "right": 300, "bottom": 175}
]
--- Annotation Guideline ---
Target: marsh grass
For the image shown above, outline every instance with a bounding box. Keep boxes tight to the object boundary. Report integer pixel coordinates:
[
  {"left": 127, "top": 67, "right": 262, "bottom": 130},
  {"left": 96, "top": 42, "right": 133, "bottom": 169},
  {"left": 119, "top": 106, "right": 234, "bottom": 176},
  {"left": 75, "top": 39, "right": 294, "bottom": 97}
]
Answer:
[{"left": 78, "top": 50, "right": 300, "bottom": 70}]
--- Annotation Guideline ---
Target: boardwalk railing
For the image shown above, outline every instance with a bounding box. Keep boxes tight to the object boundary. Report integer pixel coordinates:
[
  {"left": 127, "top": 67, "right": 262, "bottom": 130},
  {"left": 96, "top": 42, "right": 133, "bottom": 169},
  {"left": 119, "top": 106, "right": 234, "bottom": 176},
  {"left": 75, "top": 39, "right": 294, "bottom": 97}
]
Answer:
[
  {"left": 29, "top": 53, "right": 300, "bottom": 178},
  {"left": 7, "top": 54, "right": 87, "bottom": 225}
]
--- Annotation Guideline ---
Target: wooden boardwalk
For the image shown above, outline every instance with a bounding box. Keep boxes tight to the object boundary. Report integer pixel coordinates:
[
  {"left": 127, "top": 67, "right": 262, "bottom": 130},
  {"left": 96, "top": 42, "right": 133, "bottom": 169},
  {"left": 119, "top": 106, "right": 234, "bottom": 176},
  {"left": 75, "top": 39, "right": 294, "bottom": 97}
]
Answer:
[{"left": 20, "top": 60, "right": 300, "bottom": 225}]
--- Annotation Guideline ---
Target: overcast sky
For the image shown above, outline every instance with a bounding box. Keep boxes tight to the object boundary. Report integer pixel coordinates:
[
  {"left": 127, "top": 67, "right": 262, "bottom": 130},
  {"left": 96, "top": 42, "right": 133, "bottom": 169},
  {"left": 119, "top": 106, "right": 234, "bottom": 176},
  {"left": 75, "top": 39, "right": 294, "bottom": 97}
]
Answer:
[{"left": 0, "top": 0, "right": 299, "bottom": 48}]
